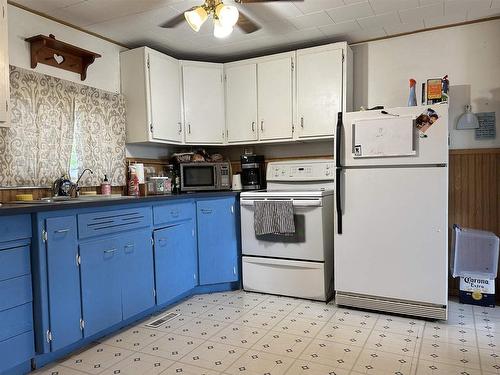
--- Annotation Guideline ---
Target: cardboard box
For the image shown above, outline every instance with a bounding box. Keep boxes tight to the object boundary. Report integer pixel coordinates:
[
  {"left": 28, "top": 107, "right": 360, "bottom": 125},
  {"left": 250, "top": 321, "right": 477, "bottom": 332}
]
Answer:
[{"left": 459, "top": 276, "right": 496, "bottom": 307}]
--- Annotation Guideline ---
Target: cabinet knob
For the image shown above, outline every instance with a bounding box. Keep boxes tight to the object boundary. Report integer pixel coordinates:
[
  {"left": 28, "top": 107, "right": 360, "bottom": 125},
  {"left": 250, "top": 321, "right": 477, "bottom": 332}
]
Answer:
[
  {"left": 260, "top": 120, "right": 264, "bottom": 132},
  {"left": 54, "top": 228, "right": 70, "bottom": 234},
  {"left": 104, "top": 248, "right": 117, "bottom": 254}
]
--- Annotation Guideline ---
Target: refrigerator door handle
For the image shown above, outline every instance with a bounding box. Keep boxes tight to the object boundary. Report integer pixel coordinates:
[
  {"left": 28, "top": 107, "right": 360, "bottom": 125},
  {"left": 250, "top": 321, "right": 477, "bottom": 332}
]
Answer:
[{"left": 335, "top": 112, "right": 343, "bottom": 235}]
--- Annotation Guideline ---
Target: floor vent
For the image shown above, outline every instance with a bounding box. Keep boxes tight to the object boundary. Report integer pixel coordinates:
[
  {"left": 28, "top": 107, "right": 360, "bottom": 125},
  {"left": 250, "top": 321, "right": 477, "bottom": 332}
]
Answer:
[{"left": 145, "top": 312, "right": 180, "bottom": 328}]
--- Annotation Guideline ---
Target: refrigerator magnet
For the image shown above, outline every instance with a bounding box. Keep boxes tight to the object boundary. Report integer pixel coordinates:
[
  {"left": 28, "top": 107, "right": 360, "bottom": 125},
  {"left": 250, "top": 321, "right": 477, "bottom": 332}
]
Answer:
[{"left": 416, "top": 108, "right": 439, "bottom": 137}]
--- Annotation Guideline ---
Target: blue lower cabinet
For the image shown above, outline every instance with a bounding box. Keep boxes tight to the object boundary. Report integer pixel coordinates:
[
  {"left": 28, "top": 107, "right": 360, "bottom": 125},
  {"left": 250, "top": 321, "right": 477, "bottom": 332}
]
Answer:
[
  {"left": 45, "top": 216, "right": 83, "bottom": 351},
  {"left": 197, "top": 198, "right": 239, "bottom": 285},
  {"left": 121, "top": 230, "right": 155, "bottom": 319},
  {"left": 80, "top": 237, "right": 122, "bottom": 338},
  {"left": 0, "top": 331, "right": 34, "bottom": 373},
  {"left": 154, "top": 220, "right": 197, "bottom": 305}
]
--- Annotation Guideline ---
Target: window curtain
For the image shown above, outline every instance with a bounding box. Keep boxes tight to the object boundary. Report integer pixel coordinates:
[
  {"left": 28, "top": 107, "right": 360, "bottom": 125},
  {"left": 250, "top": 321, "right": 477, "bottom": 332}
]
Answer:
[{"left": 0, "top": 66, "right": 126, "bottom": 187}]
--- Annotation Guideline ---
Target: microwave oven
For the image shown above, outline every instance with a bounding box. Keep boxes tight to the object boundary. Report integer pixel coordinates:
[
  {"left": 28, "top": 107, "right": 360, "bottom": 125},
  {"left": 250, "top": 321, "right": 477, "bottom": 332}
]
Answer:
[{"left": 179, "top": 162, "right": 231, "bottom": 192}]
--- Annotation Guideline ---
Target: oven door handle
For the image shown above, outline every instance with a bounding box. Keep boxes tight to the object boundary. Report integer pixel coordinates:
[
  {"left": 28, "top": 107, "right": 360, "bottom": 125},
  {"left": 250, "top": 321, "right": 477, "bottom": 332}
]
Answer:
[{"left": 240, "top": 199, "right": 322, "bottom": 207}]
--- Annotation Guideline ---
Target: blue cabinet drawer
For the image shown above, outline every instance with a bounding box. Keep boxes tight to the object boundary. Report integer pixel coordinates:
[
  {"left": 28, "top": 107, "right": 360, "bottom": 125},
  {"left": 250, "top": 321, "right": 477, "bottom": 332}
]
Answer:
[
  {"left": 78, "top": 206, "right": 152, "bottom": 239},
  {"left": 0, "top": 303, "right": 33, "bottom": 342},
  {"left": 153, "top": 201, "right": 195, "bottom": 226},
  {"left": 0, "top": 246, "right": 31, "bottom": 282},
  {"left": 0, "top": 215, "right": 31, "bottom": 243},
  {"left": 0, "top": 275, "right": 32, "bottom": 312},
  {"left": 0, "top": 330, "right": 34, "bottom": 373}
]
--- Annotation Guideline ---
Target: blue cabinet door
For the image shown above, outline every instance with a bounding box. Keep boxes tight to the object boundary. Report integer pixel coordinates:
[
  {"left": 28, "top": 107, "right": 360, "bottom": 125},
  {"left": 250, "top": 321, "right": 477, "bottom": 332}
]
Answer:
[
  {"left": 154, "top": 220, "right": 197, "bottom": 305},
  {"left": 80, "top": 237, "right": 122, "bottom": 338},
  {"left": 46, "top": 216, "right": 82, "bottom": 351},
  {"left": 197, "top": 198, "right": 238, "bottom": 285},
  {"left": 121, "top": 230, "right": 155, "bottom": 320}
]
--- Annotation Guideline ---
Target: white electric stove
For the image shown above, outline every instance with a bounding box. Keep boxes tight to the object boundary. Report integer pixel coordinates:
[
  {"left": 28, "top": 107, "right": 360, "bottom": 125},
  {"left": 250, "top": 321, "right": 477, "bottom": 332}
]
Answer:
[{"left": 240, "top": 159, "right": 335, "bottom": 301}]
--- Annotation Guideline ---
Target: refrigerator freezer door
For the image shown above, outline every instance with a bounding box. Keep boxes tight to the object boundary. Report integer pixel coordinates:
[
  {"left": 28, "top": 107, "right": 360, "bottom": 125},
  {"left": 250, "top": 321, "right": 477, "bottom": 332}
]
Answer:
[
  {"left": 341, "top": 105, "right": 448, "bottom": 166},
  {"left": 334, "top": 166, "right": 448, "bottom": 306}
]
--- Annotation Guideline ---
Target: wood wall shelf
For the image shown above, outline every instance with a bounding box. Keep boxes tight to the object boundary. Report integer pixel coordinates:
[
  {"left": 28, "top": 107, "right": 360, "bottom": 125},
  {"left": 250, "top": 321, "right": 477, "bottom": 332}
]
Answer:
[{"left": 25, "top": 34, "right": 101, "bottom": 81}]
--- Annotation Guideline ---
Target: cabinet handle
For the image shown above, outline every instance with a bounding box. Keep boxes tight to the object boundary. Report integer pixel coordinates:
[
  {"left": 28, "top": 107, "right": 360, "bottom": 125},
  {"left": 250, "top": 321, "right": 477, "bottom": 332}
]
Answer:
[
  {"left": 55, "top": 228, "right": 70, "bottom": 234},
  {"left": 300, "top": 116, "right": 304, "bottom": 128},
  {"left": 170, "top": 209, "right": 179, "bottom": 217},
  {"left": 260, "top": 120, "right": 264, "bottom": 132},
  {"left": 231, "top": 205, "right": 234, "bottom": 214},
  {"left": 158, "top": 238, "right": 167, "bottom": 242},
  {"left": 124, "top": 243, "right": 134, "bottom": 253},
  {"left": 251, "top": 121, "right": 255, "bottom": 132},
  {"left": 104, "top": 248, "right": 117, "bottom": 254},
  {"left": 188, "top": 123, "right": 191, "bottom": 134},
  {"left": 200, "top": 208, "right": 212, "bottom": 214},
  {"left": 178, "top": 122, "right": 182, "bottom": 134}
]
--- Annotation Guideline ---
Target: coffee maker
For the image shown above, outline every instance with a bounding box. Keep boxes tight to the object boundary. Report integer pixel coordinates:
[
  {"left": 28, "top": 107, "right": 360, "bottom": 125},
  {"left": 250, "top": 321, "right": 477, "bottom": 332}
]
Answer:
[{"left": 240, "top": 154, "right": 266, "bottom": 190}]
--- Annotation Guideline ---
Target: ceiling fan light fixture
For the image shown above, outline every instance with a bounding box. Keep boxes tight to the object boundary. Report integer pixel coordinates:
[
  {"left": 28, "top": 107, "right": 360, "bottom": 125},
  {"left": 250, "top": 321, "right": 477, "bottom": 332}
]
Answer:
[
  {"left": 213, "top": 19, "right": 233, "bottom": 38},
  {"left": 184, "top": 6, "right": 208, "bottom": 32},
  {"left": 215, "top": 4, "right": 239, "bottom": 28}
]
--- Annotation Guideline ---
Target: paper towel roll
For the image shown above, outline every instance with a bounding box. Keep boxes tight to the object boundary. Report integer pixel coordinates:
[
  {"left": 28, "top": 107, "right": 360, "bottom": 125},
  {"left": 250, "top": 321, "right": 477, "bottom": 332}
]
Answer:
[
  {"left": 132, "top": 163, "right": 145, "bottom": 183},
  {"left": 232, "top": 174, "right": 242, "bottom": 191}
]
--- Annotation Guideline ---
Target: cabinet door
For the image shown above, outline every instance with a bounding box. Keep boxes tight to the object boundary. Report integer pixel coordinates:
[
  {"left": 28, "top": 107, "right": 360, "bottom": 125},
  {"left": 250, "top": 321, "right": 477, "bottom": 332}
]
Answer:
[
  {"left": 225, "top": 64, "right": 258, "bottom": 143},
  {"left": 148, "top": 52, "right": 183, "bottom": 143},
  {"left": 121, "top": 230, "right": 155, "bottom": 320},
  {"left": 154, "top": 220, "right": 197, "bottom": 305},
  {"left": 0, "top": 0, "right": 9, "bottom": 125},
  {"left": 45, "top": 216, "right": 82, "bottom": 351},
  {"left": 297, "top": 48, "right": 343, "bottom": 138},
  {"left": 80, "top": 238, "right": 122, "bottom": 338},
  {"left": 257, "top": 56, "right": 293, "bottom": 141},
  {"left": 183, "top": 63, "right": 225, "bottom": 144},
  {"left": 197, "top": 198, "right": 238, "bottom": 285}
]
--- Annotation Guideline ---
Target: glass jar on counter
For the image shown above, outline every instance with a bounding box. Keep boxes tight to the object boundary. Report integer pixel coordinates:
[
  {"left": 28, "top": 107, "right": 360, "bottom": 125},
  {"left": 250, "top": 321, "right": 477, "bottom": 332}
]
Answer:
[{"left": 147, "top": 177, "right": 171, "bottom": 195}]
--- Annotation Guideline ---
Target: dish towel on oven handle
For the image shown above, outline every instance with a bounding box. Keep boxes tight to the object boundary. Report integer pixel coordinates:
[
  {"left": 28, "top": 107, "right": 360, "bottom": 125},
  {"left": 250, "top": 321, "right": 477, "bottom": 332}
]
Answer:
[{"left": 254, "top": 200, "right": 296, "bottom": 236}]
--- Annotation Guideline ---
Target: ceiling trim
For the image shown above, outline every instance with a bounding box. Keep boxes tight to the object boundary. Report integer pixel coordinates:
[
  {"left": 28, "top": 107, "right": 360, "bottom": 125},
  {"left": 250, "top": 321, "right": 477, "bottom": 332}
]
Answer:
[
  {"left": 7, "top": 0, "right": 129, "bottom": 49},
  {"left": 350, "top": 15, "right": 500, "bottom": 46},
  {"left": 7, "top": 0, "right": 500, "bottom": 60}
]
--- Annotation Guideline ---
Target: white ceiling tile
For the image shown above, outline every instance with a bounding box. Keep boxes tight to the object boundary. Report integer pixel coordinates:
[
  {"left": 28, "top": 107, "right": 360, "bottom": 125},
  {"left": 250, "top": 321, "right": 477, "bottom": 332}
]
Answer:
[
  {"left": 327, "top": 1, "right": 375, "bottom": 23},
  {"left": 357, "top": 11, "right": 401, "bottom": 29},
  {"left": 445, "top": 0, "right": 492, "bottom": 13},
  {"left": 418, "top": 0, "right": 443, "bottom": 5},
  {"left": 467, "top": 6, "right": 500, "bottom": 20},
  {"left": 345, "top": 27, "right": 387, "bottom": 43},
  {"left": 319, "top": 20, "right": 362, "bottom": 36},
  {"left": 289, "top": 11, "right": 334, "bottom": 29},
  {"left": 423, "top": 12, "right": 466, "bottom": 27},
  {"left": 241, "top": 1, "right": 302, "bottom": 22},
  {"left": 12, "top": 0, "right": 86, "bottom": 12},
  {"left": 293, "top": 0, "right": 345, "bottom": 14},
  {"left": 384, "top": 19, "right": 424, "bottom": 34},
  {"left": 368, "top": 0, "right": 419, "bottom": 14},
  {"left": 399, "top": 2, "right": 444, "bottom": 23}
]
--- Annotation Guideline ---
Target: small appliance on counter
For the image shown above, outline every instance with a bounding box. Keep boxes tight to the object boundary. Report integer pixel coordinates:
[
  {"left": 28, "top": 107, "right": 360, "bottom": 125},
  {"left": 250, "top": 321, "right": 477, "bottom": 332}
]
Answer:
[
  {"left": 240, "top": 154, "right": 265, "bottom": 191},
  {"left": 178, "top": 161, "right": 231, "bottom": 192}
]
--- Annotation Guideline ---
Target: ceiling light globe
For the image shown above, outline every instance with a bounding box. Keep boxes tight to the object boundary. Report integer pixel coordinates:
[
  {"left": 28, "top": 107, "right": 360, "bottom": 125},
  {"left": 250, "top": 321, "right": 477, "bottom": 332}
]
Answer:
[
  {"left": 184, "top": 6, "right": 208, "bottom": 32},
  {"left": 216, "top": 4, "right": 239, "bottom": 28},
  {"left": 213, "top": 19, "right": 233, "bottom": 38}
]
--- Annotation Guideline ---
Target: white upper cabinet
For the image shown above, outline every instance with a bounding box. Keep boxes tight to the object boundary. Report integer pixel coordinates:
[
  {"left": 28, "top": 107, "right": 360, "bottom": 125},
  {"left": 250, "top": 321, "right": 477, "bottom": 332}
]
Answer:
[
  {"left": 148, "top": 51, "right": 183, "bottom": 143},
  {"left": 0, "top": 0, "right": 9, "bottom": 127},
  {"left": 120, "top": 47, "right": 182, "bottom": 144},
  {"left": 224, "top": 63, "right": 258, "bottom": 143},
  {"left": 257, "top": 53, "right": 294, "bottom": 141},
  {"left": 182, "top": 61, "right": 225, "bottom": 144},
  {"left": 296, "top": 46, "right": 344, "bottom": 139}
]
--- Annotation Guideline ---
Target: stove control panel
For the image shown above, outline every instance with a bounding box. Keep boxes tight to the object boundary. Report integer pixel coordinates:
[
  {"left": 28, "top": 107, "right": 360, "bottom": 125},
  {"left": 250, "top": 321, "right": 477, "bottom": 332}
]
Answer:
[{"left": 267, "top": 159, "right": 335, "bottom": 181}]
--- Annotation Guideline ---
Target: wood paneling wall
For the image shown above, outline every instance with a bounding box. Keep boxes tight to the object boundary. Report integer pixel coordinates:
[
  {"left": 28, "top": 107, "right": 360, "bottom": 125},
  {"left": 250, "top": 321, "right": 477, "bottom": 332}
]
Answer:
[{"left": 448, "top": 148, "right": 500, "bottom": 299}]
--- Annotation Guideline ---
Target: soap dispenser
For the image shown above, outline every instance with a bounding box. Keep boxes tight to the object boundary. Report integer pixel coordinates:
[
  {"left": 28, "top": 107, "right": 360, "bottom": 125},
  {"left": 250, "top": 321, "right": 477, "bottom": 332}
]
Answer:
[{"left": 101, "top": 174, "right": 111, "bottom": 195}]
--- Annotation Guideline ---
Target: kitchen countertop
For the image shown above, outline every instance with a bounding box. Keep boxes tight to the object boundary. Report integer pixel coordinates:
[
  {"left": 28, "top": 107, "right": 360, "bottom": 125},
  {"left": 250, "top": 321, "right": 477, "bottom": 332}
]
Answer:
[{"left": 0, "top": 191, "right": 240, "bottom": 216}]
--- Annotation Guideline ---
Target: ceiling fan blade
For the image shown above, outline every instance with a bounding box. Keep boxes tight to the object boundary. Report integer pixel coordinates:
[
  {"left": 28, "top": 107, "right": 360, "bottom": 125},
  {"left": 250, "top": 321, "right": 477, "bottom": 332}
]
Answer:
[{"left": 236, "top": 11, "right": 261, "bottom": 33}]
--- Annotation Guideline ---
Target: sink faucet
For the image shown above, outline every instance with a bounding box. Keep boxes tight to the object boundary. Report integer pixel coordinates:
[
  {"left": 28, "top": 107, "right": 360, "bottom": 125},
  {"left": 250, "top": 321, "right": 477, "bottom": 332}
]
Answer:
[{"left": 72, "top": 168, "right": 94, "bottom": 197}]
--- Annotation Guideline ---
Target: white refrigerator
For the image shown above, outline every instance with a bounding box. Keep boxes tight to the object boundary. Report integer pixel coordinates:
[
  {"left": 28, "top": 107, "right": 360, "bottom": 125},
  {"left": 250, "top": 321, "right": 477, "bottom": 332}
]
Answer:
[{"left": 334, "top": 105, "right": 448, "bottom": 320}]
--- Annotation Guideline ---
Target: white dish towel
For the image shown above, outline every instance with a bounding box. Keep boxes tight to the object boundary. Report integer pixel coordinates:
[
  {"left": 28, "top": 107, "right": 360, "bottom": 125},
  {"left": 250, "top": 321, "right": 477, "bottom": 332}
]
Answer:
[{"left": 254, "top": 200, "right": 296, "bottom": 236}]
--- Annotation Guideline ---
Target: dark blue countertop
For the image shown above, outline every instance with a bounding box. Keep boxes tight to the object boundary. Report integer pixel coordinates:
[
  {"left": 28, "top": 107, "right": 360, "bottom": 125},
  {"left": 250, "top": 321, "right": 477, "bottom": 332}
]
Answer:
[{"left": 0, "top": 191, "right": 240, "bottom": 216}]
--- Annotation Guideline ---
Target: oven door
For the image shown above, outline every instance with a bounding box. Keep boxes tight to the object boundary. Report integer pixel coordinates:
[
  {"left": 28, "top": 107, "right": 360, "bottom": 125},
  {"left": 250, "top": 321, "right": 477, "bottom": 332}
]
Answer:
[
  {"left": 240, "top": 197, "right": 333, "bottom": 261},
  {"left": 180, "top": 164, "right": 217, "bottom": 191}
]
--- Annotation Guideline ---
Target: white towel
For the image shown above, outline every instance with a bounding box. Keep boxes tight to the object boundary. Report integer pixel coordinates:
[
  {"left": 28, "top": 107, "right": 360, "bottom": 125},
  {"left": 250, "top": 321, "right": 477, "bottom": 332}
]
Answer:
[{"left": 254, "top": 200, "right": 295, "bottom": 236}]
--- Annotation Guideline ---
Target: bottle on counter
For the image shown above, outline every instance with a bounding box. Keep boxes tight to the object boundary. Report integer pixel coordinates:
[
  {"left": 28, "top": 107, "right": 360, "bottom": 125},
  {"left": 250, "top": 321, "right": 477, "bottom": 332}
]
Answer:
[
  {"left": 408, "top": 78, "right": 417, "bottom": 106},
  {"left": 128, "top": 171, "right": 140, "bottom": 197},
  {"left": 101, "top": 174, "right": 111, "bottom": 195}
]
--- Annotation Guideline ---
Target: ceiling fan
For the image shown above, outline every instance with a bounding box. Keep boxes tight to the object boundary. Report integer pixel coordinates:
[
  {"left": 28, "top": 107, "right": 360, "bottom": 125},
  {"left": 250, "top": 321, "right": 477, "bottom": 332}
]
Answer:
[{"left": 160, "top": 0, "right": 303, "bottom": 38}]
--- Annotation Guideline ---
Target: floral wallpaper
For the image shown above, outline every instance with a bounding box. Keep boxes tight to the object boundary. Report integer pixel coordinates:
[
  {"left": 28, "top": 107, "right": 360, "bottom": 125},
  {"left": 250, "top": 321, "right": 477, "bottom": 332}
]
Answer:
[{"left": 0, "top": 66, "right": 126, "bottom": 187}]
